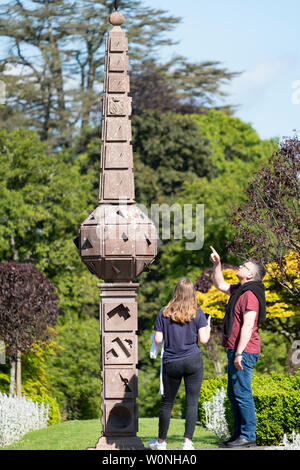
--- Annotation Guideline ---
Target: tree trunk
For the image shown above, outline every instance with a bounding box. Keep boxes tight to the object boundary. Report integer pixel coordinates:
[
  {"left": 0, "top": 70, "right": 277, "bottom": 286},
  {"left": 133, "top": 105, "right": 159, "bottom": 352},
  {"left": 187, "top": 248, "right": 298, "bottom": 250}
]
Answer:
[
  {"left": 207, "top": 326, "right": 223, "bottom": 377},
  {"left": 16, "top": 350, "right": 22, "bottom": 398},
  {"left": 287, "top": 342, "right": 300, "bottom": 375},
  {"left": 208, "top": 342, "right": 223, "bottom": 377},
  {"left": 9, "top": 358, "right": 16, "bottom": 396}
]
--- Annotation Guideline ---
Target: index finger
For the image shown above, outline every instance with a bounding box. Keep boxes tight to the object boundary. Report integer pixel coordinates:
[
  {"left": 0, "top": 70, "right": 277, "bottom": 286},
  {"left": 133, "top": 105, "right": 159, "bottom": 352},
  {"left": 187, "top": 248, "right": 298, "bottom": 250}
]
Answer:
[{"left": 209, "top": 245, "right": 216, "bottom": 253}]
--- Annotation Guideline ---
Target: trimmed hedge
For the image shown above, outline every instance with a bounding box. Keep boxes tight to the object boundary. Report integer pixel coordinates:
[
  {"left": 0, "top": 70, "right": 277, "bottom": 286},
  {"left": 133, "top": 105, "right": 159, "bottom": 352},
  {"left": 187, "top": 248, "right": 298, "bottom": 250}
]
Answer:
[{"left": 198, "top": 373, "right": 300, "bottom": 446}]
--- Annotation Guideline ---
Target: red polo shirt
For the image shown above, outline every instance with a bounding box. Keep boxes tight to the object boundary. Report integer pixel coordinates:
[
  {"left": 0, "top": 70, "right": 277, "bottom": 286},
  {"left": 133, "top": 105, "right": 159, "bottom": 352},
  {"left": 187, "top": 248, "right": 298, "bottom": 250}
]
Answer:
[{"left": 222, "top": 284, "right": 260, "bottom": 354}]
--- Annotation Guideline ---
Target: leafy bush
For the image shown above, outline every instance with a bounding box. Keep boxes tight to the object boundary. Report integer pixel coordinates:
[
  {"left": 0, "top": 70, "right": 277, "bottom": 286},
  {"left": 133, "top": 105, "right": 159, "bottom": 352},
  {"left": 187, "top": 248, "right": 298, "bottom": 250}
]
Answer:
[
  {"left": 0, "top": 393, "right": 49, "bottom": 447},
  {"left": 0, "top": 349, "right": 60, "bottom": 426},
  {"left": 199, "top": 373, "right": 300, "bottom": 446}
]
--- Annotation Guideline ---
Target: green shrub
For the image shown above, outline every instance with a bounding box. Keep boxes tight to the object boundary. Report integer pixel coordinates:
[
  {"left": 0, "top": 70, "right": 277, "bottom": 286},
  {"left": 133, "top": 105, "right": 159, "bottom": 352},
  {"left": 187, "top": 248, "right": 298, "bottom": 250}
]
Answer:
[
  {"left": 0, "top": 363, "right": 60, "bottom": 425},
  {"left": 198, "top": 373, "right": 300, "bottom": 446},
  {"left": 252, "top": 374, "right": 300, "bottom": 445}
]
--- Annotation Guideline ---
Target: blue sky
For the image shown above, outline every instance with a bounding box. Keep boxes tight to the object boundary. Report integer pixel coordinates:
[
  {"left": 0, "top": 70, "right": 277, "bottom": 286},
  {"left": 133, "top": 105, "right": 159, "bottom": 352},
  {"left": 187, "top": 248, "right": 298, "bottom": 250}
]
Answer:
[
  {"left": 145, "top": 0, "right": 300, "bottom": 141},
  {"left": 1, "top": 1, "right": 299, "bottom": 141}
]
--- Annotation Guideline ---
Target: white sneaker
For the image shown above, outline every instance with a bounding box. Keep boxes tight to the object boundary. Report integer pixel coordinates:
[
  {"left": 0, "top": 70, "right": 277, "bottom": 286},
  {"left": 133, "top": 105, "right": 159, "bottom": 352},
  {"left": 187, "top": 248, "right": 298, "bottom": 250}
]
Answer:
[
  {"left": 148, "top": 438, "right": 167, "bottom": 450},
  {"left": 182, "top": 440, "right": 194, "bottom": 450}
]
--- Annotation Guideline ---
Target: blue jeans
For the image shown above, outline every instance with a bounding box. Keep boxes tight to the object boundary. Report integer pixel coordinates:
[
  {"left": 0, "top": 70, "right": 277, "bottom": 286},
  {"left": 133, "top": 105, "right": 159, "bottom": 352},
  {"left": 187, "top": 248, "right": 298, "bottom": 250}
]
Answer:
[{"left": 227, "top": 349, "right": 260, "bottom": 441}]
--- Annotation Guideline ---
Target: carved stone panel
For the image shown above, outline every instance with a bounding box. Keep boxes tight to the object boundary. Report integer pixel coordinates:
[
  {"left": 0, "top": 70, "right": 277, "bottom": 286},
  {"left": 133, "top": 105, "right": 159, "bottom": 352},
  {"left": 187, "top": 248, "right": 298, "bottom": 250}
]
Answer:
[
  {"left": 105, "top": 117, "right": 131, "bottom": 142},
  {"left": 101, "top": 144, "right": 133, "bottom": 169},
  {"left": 82, "top": 206, "right": 106, "bottom": 225},
  {"left": 80, "top": 225, "right": 102, "bottom": 258},
  {"left": 84, "top": 259, "right": 103, "bottom": 278},
  {"left": 104, "top": 258, "right": 134, "bottom": 281},
  {"left": 134, "top": 224, "right": 157, "bottom": 256},
  {"left": 103, "top": 333, "right": 136, "bottom": 365},
  {"left": 109, "top": 36, "right": 128, "bottom": 52},
  {"left": 103, "top": 170, "right": 134, "bottom": 200},
  {"left": 104, "top": 401, "right": 137, "bottom": 435},
  {"left": 102, "top": 301, "right": 137, "bottom": 331},
  {"left": 104, "top": 205, "right": 131, "bottom": 224},
  {"left": 107, "top": 74, "right": 130, "bottom": 93},
  {"left": 104, "top": 369, "right": 137, "bottom": 399},
  {"left": 108, "top": 54, "right": 129, "bottom": 72},
  {"left": 104, "top": 95, "right": 132, "bottom": 117},
  {"left": 104, "top": 224, "right": 134, "bottom": 256},
  {"left": 135, "top": 257, "right": 155, "bottom": 277}
]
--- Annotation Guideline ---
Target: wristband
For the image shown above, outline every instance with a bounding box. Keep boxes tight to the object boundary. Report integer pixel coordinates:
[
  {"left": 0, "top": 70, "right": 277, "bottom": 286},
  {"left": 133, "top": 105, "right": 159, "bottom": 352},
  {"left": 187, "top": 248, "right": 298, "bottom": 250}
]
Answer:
[{"left": 235, "top": 353, "right": 243, "bottom": 357}]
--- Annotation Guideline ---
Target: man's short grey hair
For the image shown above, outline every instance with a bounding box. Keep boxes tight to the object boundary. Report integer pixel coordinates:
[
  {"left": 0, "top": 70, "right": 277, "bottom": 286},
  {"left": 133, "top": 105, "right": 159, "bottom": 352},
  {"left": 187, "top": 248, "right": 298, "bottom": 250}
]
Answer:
[{"left": 247, "top": 258, "right": 266, "bottom": 281}]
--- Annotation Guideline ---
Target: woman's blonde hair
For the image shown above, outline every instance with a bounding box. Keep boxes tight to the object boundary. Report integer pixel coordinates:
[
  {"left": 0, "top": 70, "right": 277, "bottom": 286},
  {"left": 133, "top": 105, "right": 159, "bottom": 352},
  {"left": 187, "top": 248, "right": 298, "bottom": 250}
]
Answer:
[{"left": 163, "top": 278, "right": 197, "bottom": 324}]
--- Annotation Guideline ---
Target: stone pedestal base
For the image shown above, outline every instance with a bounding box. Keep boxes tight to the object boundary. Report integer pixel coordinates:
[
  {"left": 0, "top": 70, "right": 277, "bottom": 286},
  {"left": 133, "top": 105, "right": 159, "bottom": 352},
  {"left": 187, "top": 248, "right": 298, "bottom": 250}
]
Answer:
[{"left": 88, "top": 435, "right": 145, "bottom": 450}]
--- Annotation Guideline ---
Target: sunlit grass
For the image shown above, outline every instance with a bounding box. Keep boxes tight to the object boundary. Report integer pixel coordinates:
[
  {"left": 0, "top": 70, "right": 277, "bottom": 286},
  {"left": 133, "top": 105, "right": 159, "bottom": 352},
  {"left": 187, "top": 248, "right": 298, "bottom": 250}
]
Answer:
[{"left": 1, "top": 418, "right": 219, "bottom": 450}]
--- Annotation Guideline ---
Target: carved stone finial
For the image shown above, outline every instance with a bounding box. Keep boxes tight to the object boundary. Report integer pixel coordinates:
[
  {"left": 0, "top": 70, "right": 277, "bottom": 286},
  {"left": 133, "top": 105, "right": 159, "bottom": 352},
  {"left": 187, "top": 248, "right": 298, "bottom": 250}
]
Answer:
[{"left": 109, "top": 11, "right": 124, "bottom": 26}]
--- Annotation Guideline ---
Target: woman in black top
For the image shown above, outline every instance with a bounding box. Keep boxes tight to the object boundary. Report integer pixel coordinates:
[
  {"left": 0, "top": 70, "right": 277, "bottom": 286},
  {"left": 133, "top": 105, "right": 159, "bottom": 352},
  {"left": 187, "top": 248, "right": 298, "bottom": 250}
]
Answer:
[{"left": 148, "top": 277, "right": 211, "bottom": 450}]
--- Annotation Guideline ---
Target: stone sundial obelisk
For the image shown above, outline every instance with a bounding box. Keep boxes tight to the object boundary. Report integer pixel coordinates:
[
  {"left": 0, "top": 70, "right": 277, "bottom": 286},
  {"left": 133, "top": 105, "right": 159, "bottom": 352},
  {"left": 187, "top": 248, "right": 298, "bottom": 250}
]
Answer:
[{"left": 74, "top": 7, "right": 158, "bottom": 450}]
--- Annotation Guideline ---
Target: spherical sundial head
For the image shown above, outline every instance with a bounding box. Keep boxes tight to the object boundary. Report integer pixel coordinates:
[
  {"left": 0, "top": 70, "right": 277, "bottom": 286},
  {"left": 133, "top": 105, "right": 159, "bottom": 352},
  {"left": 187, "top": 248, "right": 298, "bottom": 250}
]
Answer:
[{"left": 109, "top": 11, "right": 124, "bottom": 26}]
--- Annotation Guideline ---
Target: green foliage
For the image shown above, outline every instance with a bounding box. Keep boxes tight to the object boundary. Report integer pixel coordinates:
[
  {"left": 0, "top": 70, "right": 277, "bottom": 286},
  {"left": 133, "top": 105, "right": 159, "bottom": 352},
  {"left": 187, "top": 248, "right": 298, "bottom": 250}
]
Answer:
[
  {"left": 0, "top": 110, "right": 287, "bottom": 425},
  {"left": 192, "top": 109, "right": 277, "bottom": 170},
  {"left": 80, "top": 110, "right": 215, "bottom": 207},
  {"left": 199, "top": 374, "right": 300, "bottom": 446},
  {"left": 0, "top": 371, "right": 10, "bottom": 391},
  {"left": 253, "top": 374, "right": 300, "bottom": 445},
  {"left": 0, "top": 128, "right": 98, "bottom": 318},
  {"left": 45, "top": 315, "right": 101, "bottom": 420},
  {"left": 0, "top": 345, "right": 61, "bottom": 425},
  {"left": 138, "top": 368, "right": 161, "bottom": 418},
  {"left": 132, "top": 110, "right": 214, "bottom": 205},
  {"left": 149, "top": 110, "right": 277, "bottom": 308}
]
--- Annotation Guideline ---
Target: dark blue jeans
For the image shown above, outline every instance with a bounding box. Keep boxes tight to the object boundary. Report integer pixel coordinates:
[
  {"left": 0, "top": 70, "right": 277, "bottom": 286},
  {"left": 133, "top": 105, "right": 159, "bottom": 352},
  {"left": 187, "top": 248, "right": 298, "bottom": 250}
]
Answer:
[
  {"left": 227, "top": 349, "right": 260, "bottom": 442},
  {"left": 159, "top": 352, "right": 203, "bottom": 440}
]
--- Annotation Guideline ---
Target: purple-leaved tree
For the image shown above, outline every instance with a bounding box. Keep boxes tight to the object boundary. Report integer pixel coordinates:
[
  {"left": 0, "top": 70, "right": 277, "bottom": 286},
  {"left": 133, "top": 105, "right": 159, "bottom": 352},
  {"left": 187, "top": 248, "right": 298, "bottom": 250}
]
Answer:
[
  {"left": 0, "top": 262, "right": 58, "bottom": 397},
  {"left": 228, "top": 136, "right": 300, "bottom": 303}
]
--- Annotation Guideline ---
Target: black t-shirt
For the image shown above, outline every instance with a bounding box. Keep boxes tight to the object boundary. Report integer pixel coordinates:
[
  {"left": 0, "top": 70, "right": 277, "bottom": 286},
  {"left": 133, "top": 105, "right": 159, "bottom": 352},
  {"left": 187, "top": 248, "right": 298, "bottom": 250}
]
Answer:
[{"left": 154, "top": 307, "right": 208, "bottom": 363}]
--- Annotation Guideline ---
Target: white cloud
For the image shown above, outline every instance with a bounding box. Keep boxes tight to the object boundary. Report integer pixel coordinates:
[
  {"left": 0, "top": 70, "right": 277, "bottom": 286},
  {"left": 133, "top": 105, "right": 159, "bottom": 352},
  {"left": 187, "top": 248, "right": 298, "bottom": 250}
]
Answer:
[{"left": 226, "top": 55, "right": 294, "bottom": 104}]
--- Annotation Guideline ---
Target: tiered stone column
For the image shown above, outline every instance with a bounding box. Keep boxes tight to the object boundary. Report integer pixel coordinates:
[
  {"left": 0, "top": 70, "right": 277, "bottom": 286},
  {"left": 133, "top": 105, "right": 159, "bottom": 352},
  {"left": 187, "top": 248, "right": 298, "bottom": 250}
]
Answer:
[
  {"left": 75, "top": 9, "right": 157, "bottom": 450},
  {"left": 95, "top": 282, "right": 143, "bottom": 449}
]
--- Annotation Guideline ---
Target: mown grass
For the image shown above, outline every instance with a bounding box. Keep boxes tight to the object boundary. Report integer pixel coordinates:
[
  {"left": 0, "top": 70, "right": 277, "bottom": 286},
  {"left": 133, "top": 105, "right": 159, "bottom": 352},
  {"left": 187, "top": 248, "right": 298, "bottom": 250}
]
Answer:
[{"left": 1, "top": 418, "right": 219, "bottom": 450}]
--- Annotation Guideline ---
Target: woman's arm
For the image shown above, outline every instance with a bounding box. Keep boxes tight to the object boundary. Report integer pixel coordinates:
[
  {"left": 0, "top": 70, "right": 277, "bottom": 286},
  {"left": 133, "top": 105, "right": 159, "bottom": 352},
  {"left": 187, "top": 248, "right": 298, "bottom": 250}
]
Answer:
[
  {"left": 154, "top": 331, "right": 163, "bottom": 345},
  {"left": 198, "top": 316, "right": 211, "bottom": 344}
]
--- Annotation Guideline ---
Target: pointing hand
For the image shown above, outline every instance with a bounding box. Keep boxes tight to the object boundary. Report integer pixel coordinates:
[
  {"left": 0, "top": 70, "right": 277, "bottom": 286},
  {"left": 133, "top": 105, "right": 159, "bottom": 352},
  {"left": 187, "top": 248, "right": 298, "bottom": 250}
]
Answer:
[{"left": 209, "top": 246, "right": 221, "bottom": 265}]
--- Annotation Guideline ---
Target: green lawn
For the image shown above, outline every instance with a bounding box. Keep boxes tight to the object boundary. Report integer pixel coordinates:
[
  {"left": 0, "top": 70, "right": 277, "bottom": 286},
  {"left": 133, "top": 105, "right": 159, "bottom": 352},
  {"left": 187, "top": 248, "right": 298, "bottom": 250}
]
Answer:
[{"left": 1, "top": 418, "right": 219, "bottom": 450}]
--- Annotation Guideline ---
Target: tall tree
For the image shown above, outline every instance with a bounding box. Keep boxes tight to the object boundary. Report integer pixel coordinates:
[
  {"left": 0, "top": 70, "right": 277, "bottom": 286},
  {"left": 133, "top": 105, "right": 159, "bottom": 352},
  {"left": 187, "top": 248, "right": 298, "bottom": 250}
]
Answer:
[
  {"left": 135, "top": 111, "right": 277, "bottom": 331},
  {"left": 229, "top": 136, "right": 300, "bottom": 303},
  {"left": 0, "top": 262, "right": 58, "bottom": 397},
  {"left": 0, "top": 0, "right": 180, "bottom": 148},
  {"left": 130, "top": 58, "right": 239, "bottom": 115}
]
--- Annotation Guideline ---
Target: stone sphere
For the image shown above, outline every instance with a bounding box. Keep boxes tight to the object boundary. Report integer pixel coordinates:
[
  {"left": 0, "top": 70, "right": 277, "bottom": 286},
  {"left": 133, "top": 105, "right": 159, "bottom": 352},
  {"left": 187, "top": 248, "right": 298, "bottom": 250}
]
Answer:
[
  {"left": 109, "top": 11, "right": 124, "bottom": 26},
  {"left": 75, "top": 204, "right": 157, "bottom": 281}
]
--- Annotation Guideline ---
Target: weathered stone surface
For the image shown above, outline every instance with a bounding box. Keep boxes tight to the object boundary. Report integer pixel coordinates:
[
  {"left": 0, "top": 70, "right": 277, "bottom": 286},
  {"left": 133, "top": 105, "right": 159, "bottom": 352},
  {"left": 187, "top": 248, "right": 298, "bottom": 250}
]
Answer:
[{"left": 76, "top": 9, "right": 157, "bottom": 451}]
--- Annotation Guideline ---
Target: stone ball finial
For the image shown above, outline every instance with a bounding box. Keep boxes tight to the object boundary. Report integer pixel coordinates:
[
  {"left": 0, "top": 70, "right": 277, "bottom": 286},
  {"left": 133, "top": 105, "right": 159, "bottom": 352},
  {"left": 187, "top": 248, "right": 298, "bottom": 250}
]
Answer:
[{"left": 109, "top": 11, "right": 124, "bottom": 26}]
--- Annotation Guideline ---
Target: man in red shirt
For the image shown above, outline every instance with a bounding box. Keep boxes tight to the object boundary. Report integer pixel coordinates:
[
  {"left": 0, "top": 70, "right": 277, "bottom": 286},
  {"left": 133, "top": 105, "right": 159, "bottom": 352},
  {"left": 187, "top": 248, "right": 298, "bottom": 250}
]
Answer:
[{"left": 210, "top": 246, "right": 266, "bottom": 448}]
